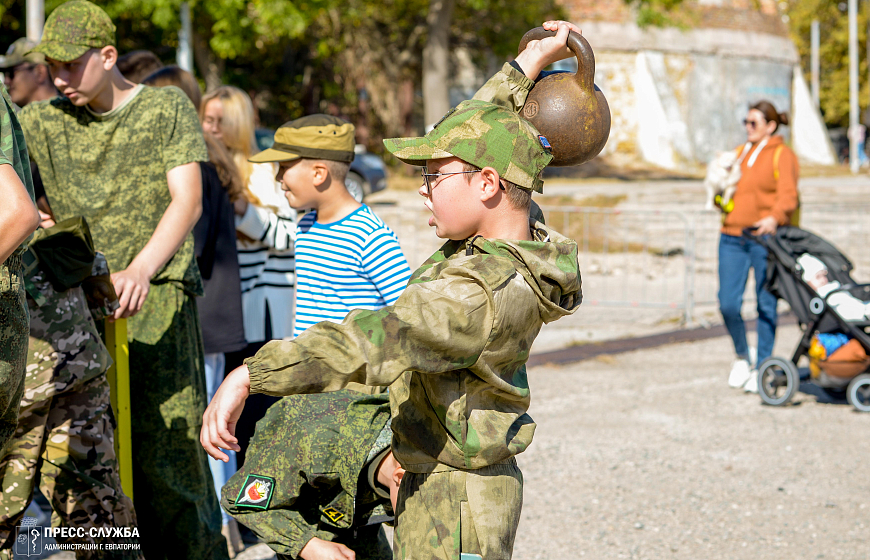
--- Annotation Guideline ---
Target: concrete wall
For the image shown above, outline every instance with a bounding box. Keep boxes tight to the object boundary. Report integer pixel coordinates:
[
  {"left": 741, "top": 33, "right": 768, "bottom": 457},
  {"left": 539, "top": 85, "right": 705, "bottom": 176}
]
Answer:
[{"left": 447, "top": 18, "right": 836, "bottom": 168}]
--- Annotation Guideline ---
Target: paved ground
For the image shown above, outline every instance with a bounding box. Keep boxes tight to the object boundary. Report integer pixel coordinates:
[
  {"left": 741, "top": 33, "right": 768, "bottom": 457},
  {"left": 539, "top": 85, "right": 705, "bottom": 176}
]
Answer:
[{"left": 515, "top": 324, "right": 869, "bottom": 560}]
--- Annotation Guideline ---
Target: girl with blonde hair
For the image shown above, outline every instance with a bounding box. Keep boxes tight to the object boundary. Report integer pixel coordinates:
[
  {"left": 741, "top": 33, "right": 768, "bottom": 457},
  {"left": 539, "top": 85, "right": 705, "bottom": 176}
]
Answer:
[
  {"left": 200, "top": 86, "right": 296, "bottom": 477},
  {"left": 200, "top": 86, "right": 296, "bottom": 343}
]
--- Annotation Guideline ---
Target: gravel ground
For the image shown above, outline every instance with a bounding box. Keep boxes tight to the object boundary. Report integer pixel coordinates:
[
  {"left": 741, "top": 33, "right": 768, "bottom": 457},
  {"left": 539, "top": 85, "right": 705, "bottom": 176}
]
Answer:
[{"left": 515, "top": 324, "right": 869, "bottom": 560}]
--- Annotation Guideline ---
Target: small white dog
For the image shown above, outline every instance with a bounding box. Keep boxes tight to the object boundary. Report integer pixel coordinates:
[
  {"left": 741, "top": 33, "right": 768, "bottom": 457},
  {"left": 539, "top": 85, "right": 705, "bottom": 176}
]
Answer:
[{"left": 704, "top": 150, "right": 741, "bottom": 211}]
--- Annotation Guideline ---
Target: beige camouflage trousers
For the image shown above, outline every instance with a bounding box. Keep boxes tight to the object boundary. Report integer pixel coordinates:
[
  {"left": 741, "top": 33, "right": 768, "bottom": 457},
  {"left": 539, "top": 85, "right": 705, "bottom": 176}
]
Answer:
[
  {"left": 393, "top": 458, "right": 523, "bottom": 560},
  {"left": 0, "top": 281, "right": 139, "bottom": 558}
]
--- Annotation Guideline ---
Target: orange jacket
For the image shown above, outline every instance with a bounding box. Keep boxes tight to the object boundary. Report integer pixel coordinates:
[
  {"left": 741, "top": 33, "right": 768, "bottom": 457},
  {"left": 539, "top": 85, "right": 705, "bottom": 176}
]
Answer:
[{"left": 721, "top": 135, "right": 799, "bottom": 237}]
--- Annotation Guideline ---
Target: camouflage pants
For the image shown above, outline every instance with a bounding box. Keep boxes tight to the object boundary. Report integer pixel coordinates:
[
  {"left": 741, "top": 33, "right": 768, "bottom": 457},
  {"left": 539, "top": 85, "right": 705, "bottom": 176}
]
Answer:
[
  {"left": 0, "top": 255, "right": 28, "bottom": 451},
  {"left": 0, "top": 281, "right": 139, "bottom": 559},
  {"left": 126, "top": 283, "right": 227, "bottom": 560},
  {"left": 393, "top": 459, "right": 523, "bottom": 560},
  {"left": 0, "top": 376, "right": 139, "bottom": 559}
]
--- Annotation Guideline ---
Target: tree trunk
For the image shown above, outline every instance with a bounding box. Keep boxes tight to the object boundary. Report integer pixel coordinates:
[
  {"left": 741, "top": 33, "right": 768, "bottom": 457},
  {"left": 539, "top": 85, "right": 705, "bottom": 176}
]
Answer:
[
  {"left": 422, "top": 0, "right": 456, "bottom": 129},
  {"left": 192, "top": 28, "right": 224, "bottom": 92}
]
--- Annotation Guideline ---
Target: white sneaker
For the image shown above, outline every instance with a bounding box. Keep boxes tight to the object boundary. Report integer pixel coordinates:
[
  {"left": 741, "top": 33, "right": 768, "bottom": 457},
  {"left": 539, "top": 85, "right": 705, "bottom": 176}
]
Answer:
[
  {"left": 743, "top": 369, "right": 759, "bottom": 393},
  {"left": 728, "top": 359, "right": 752, "bottom": 388}
]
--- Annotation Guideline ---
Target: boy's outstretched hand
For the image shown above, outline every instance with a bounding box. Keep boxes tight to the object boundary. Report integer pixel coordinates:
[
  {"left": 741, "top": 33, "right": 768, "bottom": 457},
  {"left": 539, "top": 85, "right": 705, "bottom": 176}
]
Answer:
[
  {"left": 200, "top": 364, "right": 251, "bottom": 462},
  {"left": 515, "top": 20, "right": 583, "bottom": 81}
]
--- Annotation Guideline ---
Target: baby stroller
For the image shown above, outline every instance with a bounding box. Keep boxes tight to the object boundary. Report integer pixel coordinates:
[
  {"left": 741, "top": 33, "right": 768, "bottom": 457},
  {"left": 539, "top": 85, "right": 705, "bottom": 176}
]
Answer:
[{"left": 752, "top": 226, "right": 870, "bottom": 412}]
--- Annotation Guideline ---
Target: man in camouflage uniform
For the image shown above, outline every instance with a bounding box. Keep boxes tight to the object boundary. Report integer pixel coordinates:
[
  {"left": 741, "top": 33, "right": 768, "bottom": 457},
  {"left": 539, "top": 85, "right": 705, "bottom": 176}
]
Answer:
[
  {"left": 0, "top": 79, "right": 39, "bottom": 453},
  {"left": 222, "top": 391, "right": 401, "bottom": 560},
  {"left": 0, "top": 272, "right": 140, "bottom": 558},
  {"left": 203, "top": 22, "right": 583, "bottom": 560},
  {"left": 19, "top": 2, "right": 226, "bottom": 558}
]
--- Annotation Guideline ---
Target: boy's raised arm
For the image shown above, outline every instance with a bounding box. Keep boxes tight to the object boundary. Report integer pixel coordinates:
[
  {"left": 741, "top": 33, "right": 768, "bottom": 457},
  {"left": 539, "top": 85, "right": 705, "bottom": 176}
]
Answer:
[{"left": 472, "top": 21, "right": 581, "bottom": 112}]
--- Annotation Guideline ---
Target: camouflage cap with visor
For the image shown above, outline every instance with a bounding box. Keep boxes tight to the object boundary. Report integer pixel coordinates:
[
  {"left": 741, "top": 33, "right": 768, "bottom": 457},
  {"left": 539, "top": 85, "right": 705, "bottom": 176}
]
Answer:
[
  {"left": 0, "top": 38, "right": 44, "bottom": 69},
  {"left": 29, "top": 0, "right": 116, "bottom": 63},
  {"left": 383, "top": 99, "right": 552, "bottom": 193},
  {"left": 250, "top": 114, "right": 356, "bottom": 164}
]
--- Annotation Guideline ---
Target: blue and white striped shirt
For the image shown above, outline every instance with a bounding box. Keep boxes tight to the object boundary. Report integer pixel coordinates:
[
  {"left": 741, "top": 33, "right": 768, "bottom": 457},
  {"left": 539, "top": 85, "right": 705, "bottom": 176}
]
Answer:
[{"left": 293, "top": 205, "right": 412, "bottom": 337}]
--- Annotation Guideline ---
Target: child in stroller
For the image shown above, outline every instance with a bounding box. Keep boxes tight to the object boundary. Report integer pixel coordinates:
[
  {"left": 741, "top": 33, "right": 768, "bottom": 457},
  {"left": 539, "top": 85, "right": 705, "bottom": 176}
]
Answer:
[{"left": 751, "top": 226, "right": 870, "bottom": 412}]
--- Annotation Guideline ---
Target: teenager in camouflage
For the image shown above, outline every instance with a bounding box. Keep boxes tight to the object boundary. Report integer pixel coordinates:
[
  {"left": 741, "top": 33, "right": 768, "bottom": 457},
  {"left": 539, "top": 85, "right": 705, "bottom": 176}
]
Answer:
[
  {"left": 0, "top": 80, "right": 39, "bottom": 453},
  {"left": 222, "top": 391, "right": 404, "bottom": 560},
  {"left": 203, "top": 22, "right": 583, "bottom": 560},
  {"left": 18, "top": 1, "right": 226, "bottom": 557},
  {"left": 0, "top": 274, "right": 141, "bottom": 558}
]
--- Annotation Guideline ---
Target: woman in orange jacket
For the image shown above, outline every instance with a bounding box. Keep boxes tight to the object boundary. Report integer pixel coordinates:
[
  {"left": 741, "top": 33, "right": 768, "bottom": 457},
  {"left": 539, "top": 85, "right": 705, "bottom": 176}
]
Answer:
[{"left": 719, "top": 100, "right": 799, "bottom": 393}]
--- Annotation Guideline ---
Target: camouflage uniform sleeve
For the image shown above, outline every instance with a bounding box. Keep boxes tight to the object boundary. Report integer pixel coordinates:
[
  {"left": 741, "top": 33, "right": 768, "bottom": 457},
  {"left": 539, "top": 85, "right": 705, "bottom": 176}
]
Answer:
[
  {"left": 246, "top": 267, "right": 493, "bottom": 395},
  {"left": 161, "top": 86, "right": 208, "bottom": 173},
  {"left": 471, "top": 62, "right": 536, "bottom": 113},
  {"left": 0, "top": 96, "right": 18, "bottom": 167},
  {"left": 228, "top": 502, "right": 338, "bottom": 557}
]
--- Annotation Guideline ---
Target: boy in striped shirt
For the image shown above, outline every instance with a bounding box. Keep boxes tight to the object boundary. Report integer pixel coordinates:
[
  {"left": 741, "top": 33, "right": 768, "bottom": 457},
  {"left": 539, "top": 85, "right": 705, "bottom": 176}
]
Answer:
[{"left": 249, "top": 115, "right": 412, "bottom": 338}]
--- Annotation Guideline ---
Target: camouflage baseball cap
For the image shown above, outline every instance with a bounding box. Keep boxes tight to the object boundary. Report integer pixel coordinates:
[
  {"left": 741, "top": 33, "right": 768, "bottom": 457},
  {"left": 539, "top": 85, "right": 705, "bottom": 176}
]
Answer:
[
  {"left": 30, "top": 0, "right": 116, "bottom": 63},
  {"left": 0, "top": 38, "right": 44, "bottom": 69},
  {"left": 384, "top": 99, "right": 553, "bottom": 193},
  {"left": 250, "top": 114, "right": 355, "bottom": 163}
]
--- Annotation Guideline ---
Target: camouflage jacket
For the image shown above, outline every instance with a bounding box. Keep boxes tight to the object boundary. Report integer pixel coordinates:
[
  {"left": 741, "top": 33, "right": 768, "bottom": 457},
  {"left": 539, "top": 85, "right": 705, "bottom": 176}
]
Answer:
[
  {"left": 247, "top": 223, "right": 582, "bottom": 473},
  {"left": 222, "top": 391, "right": 392, "bottom": 558}
]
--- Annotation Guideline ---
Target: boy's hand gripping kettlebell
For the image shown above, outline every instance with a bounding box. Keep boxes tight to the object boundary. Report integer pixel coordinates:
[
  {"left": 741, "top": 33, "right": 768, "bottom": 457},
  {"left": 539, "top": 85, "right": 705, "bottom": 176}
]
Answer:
[{"left": 518, "top": 27, "right": 611, "bottom": 167}]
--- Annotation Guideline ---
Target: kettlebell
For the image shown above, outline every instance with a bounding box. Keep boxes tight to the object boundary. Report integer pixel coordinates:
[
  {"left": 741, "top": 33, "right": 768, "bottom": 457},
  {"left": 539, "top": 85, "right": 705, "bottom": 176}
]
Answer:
[{"left": 518, "top": 27, "right": 611, "bottom": 167}]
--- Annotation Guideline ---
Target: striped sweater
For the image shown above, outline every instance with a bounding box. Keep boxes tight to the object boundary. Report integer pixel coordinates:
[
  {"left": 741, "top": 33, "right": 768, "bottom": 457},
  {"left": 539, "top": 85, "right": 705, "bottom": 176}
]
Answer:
[
  {"left": 293, "top": 205, "right": 412, "bottom": 337},
  {"left": 235, "top": 163, "right": 297, "bottom": 341}
]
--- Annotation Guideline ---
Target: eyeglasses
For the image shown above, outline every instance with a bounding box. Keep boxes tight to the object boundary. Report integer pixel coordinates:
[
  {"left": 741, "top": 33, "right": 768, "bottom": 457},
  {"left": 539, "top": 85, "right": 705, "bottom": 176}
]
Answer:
[
  {"left": 420, "top": 168, "right": 506, "bottom": 196},
  {"left": 421, "top": 169, "right": 479, "bottom": 195},
  {"left": 743, "top": 119, "right": 763, "bottom": 129},
  {"left": 2, "top": 64, "right": 34, "bottom": 81}
]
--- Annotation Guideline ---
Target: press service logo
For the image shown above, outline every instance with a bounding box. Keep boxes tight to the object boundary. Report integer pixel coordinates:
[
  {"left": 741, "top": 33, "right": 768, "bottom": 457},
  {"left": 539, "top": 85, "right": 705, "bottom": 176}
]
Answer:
[{"left": 15, "top": 517, "right": 42, "bottom": 557}]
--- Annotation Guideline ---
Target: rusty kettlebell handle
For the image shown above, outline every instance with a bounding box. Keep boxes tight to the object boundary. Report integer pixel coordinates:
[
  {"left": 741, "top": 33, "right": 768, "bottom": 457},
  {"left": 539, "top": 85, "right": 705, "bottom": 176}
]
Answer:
[{"left": 517, "top": 27, "right": 595, "bottom": 92}]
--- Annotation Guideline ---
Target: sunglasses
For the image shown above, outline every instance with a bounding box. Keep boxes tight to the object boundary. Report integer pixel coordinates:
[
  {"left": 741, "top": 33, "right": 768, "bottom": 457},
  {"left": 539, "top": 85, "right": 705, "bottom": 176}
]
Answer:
[
  {"left": 2, "top": 64, "right": 34, "bottom": 81},
  {"left": 743, "top": 118, "right": 764, "bottom": 129}
]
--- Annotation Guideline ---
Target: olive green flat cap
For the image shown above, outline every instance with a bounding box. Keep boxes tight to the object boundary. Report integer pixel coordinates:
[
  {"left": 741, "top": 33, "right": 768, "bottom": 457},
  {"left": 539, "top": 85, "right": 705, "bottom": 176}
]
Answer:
[
  {"left": 250, "top": 114, "right": 356, "bottom": 163},
  {"left": 0, "top": 38, "right": 44, "bottom": 69},
  {"left": 384, "top": 99, "right": 552, "bottom": 193},
  {"left": 30, "top": 0, "right": 116, "bottom": 63}
]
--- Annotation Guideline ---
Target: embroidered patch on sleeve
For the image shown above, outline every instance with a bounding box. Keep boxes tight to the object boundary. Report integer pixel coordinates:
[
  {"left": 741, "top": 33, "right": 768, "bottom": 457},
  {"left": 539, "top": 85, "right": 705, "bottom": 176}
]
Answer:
[
  {"left": 322, "top": 507, "right": 345, "bottom": 523},
  {"left": 234, "top": 474, "right": 275, "bottom": 510}
]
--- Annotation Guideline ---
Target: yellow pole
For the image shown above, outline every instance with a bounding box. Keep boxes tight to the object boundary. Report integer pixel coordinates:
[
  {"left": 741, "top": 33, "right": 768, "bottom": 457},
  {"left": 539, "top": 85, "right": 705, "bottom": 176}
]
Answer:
[{"left": 105, "top": 318, "right": 134, "bottom": 501}]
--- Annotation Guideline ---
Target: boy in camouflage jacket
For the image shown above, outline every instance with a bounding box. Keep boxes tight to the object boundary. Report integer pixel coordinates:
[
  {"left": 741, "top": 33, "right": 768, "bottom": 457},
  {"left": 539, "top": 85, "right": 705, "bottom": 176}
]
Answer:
[
  {"left": 221, "top": 391, "right": 401, "bottom": 560},
  {"left": 203, "top": 22, "right": 583, "bottom": 560}
]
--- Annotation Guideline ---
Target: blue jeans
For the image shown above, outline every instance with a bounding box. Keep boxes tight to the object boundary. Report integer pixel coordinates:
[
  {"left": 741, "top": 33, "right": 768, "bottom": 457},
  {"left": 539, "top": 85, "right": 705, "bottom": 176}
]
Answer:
[
  {"left": 204, "top": 352, "right": 236, "bottom": 525},
  {"left": 718, "top": 234, "right": 777, "bottom": 364}
]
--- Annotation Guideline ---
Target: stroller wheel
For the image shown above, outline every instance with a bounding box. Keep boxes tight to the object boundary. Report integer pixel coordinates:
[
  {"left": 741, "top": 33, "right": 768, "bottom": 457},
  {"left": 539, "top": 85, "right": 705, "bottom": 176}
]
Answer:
[
  {"left": 846, "top": 374, "right": 870, "bottom": 412},
  {"left": 758, "top": 357, "right": 799, "bottom": 406}
]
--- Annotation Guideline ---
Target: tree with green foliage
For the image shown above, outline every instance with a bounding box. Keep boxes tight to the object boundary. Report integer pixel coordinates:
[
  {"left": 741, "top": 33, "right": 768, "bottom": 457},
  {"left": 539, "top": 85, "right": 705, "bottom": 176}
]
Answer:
[
  {"left": 0, "top": 0, "right": 562, "bottom": 147},
  {"left": 786, "top": 0, "right": 868, "bottom": 128}
]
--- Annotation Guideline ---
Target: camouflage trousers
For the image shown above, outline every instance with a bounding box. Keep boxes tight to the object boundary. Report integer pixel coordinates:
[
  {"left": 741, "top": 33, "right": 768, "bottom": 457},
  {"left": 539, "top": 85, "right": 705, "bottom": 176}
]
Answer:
[
  {"left": 0, "top": 255, "right": 28, "bottom": 451},
  {"left": 393, "top": 459, "right": 523, "bottom": 560},
  {"left": 125, "top": 283, "right": 227, "bottom": 560},
  {"left": 0, "top": 281, "right": 140, "bottom": 559}
]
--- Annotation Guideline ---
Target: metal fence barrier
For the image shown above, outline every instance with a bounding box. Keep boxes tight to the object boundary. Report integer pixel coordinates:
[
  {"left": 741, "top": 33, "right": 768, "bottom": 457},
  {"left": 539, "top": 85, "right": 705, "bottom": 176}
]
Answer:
[{"left": 370, "top": 203, "right": 870, "bottom": 325}]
